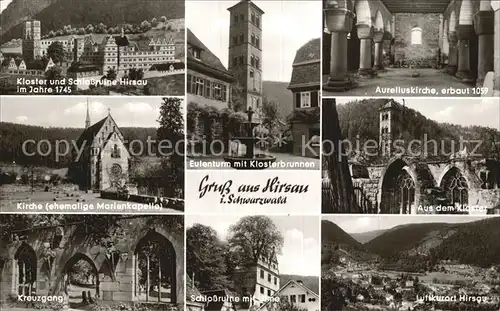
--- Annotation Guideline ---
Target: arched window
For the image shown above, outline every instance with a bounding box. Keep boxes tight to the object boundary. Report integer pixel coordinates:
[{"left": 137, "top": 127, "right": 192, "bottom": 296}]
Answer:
[
  {"left": 381, "top": 160, "right": 416, "bottom": 213},
  {"left": 441, "top": 167, "right": 468, "bottom": 206},
  {"left": 15, "top": 244, "right": 37, "bottom": 296},
  {"left": 112, "top": 144, "right": 121, "bottom": 158},
  {"left": 411, "top": 27, "right": 422, "bottom": 45}
]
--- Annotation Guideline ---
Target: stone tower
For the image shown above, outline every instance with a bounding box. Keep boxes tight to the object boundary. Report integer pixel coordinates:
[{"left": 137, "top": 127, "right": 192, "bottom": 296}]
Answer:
[
  {"left": 253, "top": 250, "right": 280, "bottom": 306},
  {"left": 379, "top": 100, "right": 403, "bottom": 156},
  {"left": 22, "top": 20, "right": 42, "bottom": 60},
  {"left": 227, "top": 0, "right": 264, "bottom": 118}
]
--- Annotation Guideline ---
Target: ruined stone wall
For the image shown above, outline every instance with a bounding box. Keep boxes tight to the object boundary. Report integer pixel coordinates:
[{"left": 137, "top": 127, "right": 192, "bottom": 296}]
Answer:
[
  {"left": 0, "top": 216, "right": 184, "bottom": 306},
  {"left": 394, "top": 13, "right": 441, "bottom": 64}
]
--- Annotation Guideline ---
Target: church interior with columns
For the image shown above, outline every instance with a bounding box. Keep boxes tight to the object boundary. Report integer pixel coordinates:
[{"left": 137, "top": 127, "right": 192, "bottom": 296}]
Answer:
[{"left": 322, "top": 0, "right": 500, "bottom": 97}]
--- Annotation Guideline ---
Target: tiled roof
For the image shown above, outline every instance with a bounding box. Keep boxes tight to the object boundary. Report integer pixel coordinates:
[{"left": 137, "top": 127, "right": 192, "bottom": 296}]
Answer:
[
  {"left": 25, "top": 58, "right": 50, "bottom": 70},
  {"left": 288, "top": 38, "right": 321, "bottom": 89},
  {"left": 187, "top": 28, "right": 228, "bottom": 74},
  {"left": 76, "top": 116, "right": 108, "bottom": 149},
  {"left": 67, "top": 63, "right": 101, "bottom": 73},
  {"left": 293, "top": 38, "right": 320, "bottom": 64},
  {"left": 149, "top": 62, "right": 185, "bottom": 71},
  {"left": 113, "top": 35, "right": 130, "bottom": 47}
]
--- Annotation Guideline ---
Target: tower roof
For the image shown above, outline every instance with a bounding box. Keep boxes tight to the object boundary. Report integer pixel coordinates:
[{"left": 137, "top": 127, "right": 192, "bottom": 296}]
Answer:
[
  {"left": 379, "top": 99, "right": 403, "bottom": 111},
  {"left": 227, "top": 0, "right": 265, "bottom": 14}
]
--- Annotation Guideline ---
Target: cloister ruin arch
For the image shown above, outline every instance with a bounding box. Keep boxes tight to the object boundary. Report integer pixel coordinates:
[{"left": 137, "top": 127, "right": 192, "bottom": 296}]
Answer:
[
  {"left": 14, "top": 243, "right": 37, "bottom": 296},
  {"left": 379, "top": 158, "right": 420, "bottom": 214},
  {"left": 0, "top": 217, "right": 184, "bottom": 306},
  {"left": 62, "top": 252, "right": 100, "bottom": 305},
  {"left": 133, "top": 229, "right": 177, "bottom": 303},
  {"left": 439, "top": 166, "right": 470, "bottom": 206}
]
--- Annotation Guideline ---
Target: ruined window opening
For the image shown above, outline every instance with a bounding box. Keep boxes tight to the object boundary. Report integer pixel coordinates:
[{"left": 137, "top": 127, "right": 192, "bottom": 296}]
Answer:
[
  {"left": 441, "top": 167, "right": 468, "bottom": 206},
  {"left": 411, "top": 27, "right": 422, "bottom": 45},
  {"left": 15, "top": 244, "right": 37, "bottom": 296},
  {"left": 64, "top": 254, "right": 99, "bottom": 303},
  {"left": 134, "top": 231, "right": 176, "bottom": 303},
  {"left": 395, "top": 171, "right": 415, "bottom": 214}
]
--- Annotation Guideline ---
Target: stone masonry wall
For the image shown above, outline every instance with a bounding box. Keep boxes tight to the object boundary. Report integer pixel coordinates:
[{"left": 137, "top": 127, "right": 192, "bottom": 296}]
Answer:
[{"left": 394, "top": 13, "right": 441, "bottom": 64}]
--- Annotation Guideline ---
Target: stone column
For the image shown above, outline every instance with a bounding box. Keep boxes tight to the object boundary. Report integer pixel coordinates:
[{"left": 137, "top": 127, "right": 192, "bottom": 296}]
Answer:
[
  {"left": 439, "top": 14, "right": 444, "bottom": 65},
  {"left": 473, "top": 10, "right": 494, "bottom": 87},
  {"left": 455, "top": 24, "right": 475, "bottom": 82},
  {"left": 373, "top": 29, "right": 385, "bottom": 71},
  {"left": 447, "top": 31, "right": 458, "bottom": 74},
  {"left": 323, "top": 7, "right": 356, "bottom": 91},
  {"left": 442, "top": 28, "right": 449, "bottom": 64},
  {"left": 384, "top": 31, "right": 393, "bottom": 66},
  {"left": 357, "top": 24, "right": 375, "bottom": 77}
]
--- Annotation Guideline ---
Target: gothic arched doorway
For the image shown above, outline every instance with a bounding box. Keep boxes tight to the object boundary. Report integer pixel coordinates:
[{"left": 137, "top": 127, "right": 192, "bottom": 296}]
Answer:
[
  {"left": 15, "top": 243, "right": 37, "bottom": 296},
  {"left": 134, "top": 230, "right": 176, "bottom": 303},
  {"left": 440, "top": 167, "right": 468, "bottom": 206},
  {"left": 62, "top": 253, "right": 99, "bottom": 308},
  {"left": 380, "top": 159, "right": 416, "bottom": 214}
]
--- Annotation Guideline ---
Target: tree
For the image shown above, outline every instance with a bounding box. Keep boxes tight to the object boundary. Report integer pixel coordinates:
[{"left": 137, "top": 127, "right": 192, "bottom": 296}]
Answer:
[
  {"left": 141, "top": 20, "right": 152, "bottom": 31},
  {"left": 186, "top": 224, "right": 231, "bottom": 291},
  {"left": 156, "top": 97, "right": 184, "bottom": 197},
  {"left": 228, "top": 216, "right": 284, "bottom": 265},
  {"left": 45, "top": 66, "right": 64, "bottom": 88},
  {"left": 322, "top": 98, "right": 358, "bottom": 213},
  {"left": 106, "top": 68, "right": 117, "bottom": 81},
  {"left": 151, "top": 17, "right": 158, "bottom": 27},
  {"left": 84, "top": 24, "right": 94, "bottom": 34},
  {"left": 48, "top": 30, "right": 56, "bottom": 38},
  {"left": 77, "top": 27, "right": 85, "bottom": 35},
  {"left": 47, "top": 42, "right": 65, "bottom": 65},
  {"left": 128, "top": 68, "right": 144, "bottom": 80},
  {"left": 96, "top": 23, "right": 107, "bottom": 34},
  {"left": 230, "top": 83, "right": 245, "bottom": 112},
  {"left": 160, "top": 16, "right": 167, "bottom": 23},
  {"left": 268, "top": 299, "right": 307, "bottom": 311}
]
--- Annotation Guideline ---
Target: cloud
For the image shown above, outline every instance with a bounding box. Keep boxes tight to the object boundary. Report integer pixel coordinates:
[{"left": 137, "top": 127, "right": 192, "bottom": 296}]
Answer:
[
  {"left": 15, "top": 115, "right": 28, "bottom": 123},
  {"left": 355, "top": 217, "right": 372, "bottom": 229},
  {"left": 124, "top": 102, "right": 155, "bottom": 114},
  {"left": 278, "top": 228, "right": 319, "bottom": 276},
  {"left": 63, "top": 101, "right": 106, "bottom": 116}
]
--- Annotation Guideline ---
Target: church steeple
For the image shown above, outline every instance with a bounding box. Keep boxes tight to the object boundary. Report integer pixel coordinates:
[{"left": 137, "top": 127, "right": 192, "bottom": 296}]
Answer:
[{"left": 85, "top": 98, "right": 91, "bottom": 129}]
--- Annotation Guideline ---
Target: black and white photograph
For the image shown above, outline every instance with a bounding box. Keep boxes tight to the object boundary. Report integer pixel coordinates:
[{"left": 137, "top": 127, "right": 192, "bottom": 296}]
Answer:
[
  {"left": 322, "top": 0, "right": 500, "bottom": 97},
  {"left": 0, "top": 214, "right": 184, "bottom": 311},
  {"left": 321, "top": 215, "right": 500, "bottom": 311},
  {"left": 0, "top": 0, "right": 185, "bottom": 96},
  {"left": 321, "top": 97, "right": 500, "bottom": 214},
  {"left": 185, "top": 0, "right": 321, "bottom": 171},
  {"left": 0, "top": 96, "right": 184, "bottom": 213},
  {"left": 186, "top": 215, "right": 320, "bottom": 311}
]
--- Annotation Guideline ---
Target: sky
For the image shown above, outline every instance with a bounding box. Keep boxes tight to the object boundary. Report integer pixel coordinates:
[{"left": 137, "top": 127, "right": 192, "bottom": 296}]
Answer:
[
  {"left": 323, "top": 215, "right": 496, "bottom": 234},
  {"left": 0, "top": 0, "right": 12, "bottom": 13},
  {"left": 186, "top": 215, "right": 320, "bottom": 276},
  {"left": 336, "top": 97, "right": 500, "bottom": 130},
  {"left": 186, "top": 0, "right": 321, "bottom": 82},
  {"left": 0, "top": 97, "right": 184, "bottom": 128}
]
